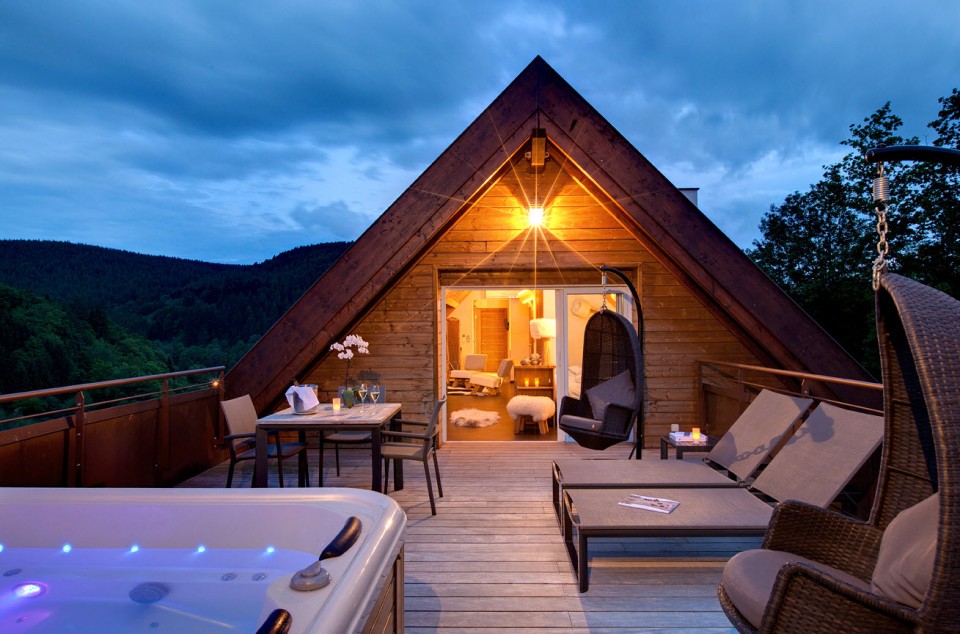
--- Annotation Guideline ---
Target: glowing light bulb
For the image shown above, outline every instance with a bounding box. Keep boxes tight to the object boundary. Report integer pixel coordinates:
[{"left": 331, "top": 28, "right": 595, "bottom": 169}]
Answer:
[
  {"left": 61, "top": 543, "right": 72, "bottom": 553},
  {"left": 265, "top": 546, "right": 276, "bottom": 554},
  {"left": 528, "top": 206, "right": 544, "bottom": 226},
  {"left": 129, "top": 544, "right": 140, "bottom": 553},
  {"left": 196, "top": 545, "right": 207, "bottom": 554}
]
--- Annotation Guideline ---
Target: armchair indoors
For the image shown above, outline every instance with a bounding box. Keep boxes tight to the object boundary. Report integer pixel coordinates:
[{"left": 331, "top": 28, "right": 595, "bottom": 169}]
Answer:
[
  {"left": 468, "top": 359, "right": 514, "bottom": 396},
  {"left": 381, "top": 398, "right": 446, "bottom": 515},
  {"left": 221, "top": 394, "right": 309, "bottom": 488},
  {"left": 449, "top": 354, "right": 487, "bottom": 387}
]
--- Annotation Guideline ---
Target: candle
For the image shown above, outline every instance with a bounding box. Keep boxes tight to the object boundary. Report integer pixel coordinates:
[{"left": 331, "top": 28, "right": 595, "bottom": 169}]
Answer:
[
  {"left": 524, "top": 378, "right": 530, "bottom": 387},
  {"left": 692, "top": 427, "right": 701, "bottom": 440},
  {"left": 332, "top": 398, "right": 341, "bottom": 414},
  {"left": 534, "top": 377, "right": 540, "bottom": 387}
]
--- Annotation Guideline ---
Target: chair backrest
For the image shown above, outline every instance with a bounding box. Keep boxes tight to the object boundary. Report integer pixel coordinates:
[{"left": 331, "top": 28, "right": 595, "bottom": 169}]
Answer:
[
  {"left": 751, "top": 401, "right": 883, "bottom": 507},
  {"left": 705, "top": 389, "right": 813, "bottom": 481},
  {"left": 463, "top": 354, "right": 487, "bottom": 372},
  {"left": 875, "top": 274, "right": 959, "bottom": 626},
  {"left": 221, "top": 395, "right": 258, "bottom": 438},
  {"left": 422, "top": 398, "right": 447, "bottom": 440},
  {"left": 496, "top": 359, "right": 514, "bottom": 378}
]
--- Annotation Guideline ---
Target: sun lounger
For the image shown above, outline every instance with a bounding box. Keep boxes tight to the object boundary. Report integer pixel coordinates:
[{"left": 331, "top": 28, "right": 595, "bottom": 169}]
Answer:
[
  {"left": 563, "top": 401, "right": 884, "bottom": 591},
  {"left": 551, "top": 389, "right": 814, "bottom": 520}
]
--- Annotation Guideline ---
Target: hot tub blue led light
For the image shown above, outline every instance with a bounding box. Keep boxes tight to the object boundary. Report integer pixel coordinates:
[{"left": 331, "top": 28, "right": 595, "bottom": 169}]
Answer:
[{"left": 13, "top": 582, "right": 47, "bottom": 598}]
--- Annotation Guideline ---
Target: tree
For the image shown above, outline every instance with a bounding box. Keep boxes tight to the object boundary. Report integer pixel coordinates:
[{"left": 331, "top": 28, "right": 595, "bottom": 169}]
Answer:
[
  {"left": 897, "top": 89, "right": 960, "bottom": 297},
  {"left": 747, "top": 93, "right": 960, "bottom": 376}
]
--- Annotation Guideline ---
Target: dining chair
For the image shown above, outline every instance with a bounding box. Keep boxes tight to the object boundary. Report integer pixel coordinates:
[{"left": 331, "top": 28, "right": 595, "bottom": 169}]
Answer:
[
  {"left": 324, "top": 385, "right": 385, "bottom": 476},
  {"left": 221, "top": 394, "right": 309, "bottom": 488},
  {"left": 381, "top": 398, "right": 446, "bottom": 515}
]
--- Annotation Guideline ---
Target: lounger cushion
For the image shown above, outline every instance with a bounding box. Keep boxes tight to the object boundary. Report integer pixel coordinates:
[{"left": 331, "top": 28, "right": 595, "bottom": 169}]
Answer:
[
  {"left": 722, "top": 549, "right": 870, "bottom": 628},
  {"left": 586, "top": 370, "right": 635, "bottom": 420},
  {"left": 871, "top": 492, "right": 939, "bottom": 609}
]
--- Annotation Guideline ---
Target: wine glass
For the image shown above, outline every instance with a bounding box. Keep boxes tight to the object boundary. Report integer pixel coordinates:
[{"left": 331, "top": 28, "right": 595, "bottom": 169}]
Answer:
[
  {"left": 370, "top": 384, "right": 380, "bottom": 406},
  {"left": 356, "top": 383, "right": 368, "bottom": 410}
]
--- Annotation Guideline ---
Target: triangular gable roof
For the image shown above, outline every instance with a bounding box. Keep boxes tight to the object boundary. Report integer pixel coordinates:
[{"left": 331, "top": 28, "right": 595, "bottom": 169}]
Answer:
[{"left": 227, "top": 56, "right": 869, "bottom": 411}]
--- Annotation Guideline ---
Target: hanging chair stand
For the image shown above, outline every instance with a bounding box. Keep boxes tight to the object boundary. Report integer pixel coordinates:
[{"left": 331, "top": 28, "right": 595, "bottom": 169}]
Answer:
[{"left": 558, "top": 266, "right": 646, "bottom": 459}]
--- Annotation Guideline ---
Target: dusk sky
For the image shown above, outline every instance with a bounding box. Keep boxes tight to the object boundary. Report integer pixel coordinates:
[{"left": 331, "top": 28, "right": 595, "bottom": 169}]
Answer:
[{"left": 2, "top": 2, "right": 958, "bottom": 264}]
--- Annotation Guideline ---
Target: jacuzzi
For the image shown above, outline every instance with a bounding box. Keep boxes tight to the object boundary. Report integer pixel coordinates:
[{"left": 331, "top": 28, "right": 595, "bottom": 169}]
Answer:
[{"left": 0, "top": 487, "right": 405, "bottom": 633}]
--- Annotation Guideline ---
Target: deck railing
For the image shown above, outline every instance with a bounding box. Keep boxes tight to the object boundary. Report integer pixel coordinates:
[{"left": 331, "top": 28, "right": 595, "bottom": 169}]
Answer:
[
  {"left": 0, "top": 367, "right": 226, "bottom": 487},
  {"left": 695, "top": 359, "right": 883, "bottom": 436}
]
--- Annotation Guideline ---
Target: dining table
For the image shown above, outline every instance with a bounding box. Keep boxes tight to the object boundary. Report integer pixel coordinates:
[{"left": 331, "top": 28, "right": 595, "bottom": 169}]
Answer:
[{"left": 254, "top": 402, "right": 403, "bottom": 492}]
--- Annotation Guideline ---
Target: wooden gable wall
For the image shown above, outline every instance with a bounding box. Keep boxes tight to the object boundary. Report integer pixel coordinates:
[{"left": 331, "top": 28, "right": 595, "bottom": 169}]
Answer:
[
  {"left": 297, "top": 146, "right": 765, "bottom": 443},
  {"left": 230, "top": 57, "right": 863, "bottom": 440}
]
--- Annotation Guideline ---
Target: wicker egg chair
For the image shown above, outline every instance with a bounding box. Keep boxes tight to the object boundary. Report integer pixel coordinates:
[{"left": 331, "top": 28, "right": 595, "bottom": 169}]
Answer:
[
  {"left": 718, "top": 273, "right": 959, "bottom": 632},
  {"left": 558, "top": 308, "right": 644, "bottom": 453}
]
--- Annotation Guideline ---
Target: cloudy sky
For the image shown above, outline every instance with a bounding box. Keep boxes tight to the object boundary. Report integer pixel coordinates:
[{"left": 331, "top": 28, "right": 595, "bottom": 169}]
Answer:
[{"left": 2, "top": 2, "right": 958, "bottom": 264}]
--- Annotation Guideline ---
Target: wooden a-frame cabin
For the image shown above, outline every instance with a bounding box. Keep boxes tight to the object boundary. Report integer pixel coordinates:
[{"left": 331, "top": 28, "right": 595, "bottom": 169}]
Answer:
[{"left": 225, "top": 56, "right": 868, "bottom": 445}]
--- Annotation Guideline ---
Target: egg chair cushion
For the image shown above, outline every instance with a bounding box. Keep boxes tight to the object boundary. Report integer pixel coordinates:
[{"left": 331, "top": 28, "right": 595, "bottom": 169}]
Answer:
[
  {"left": 586, "top": 369, "right": 635, "bottom": 420},
  {"left": 871, "top": 492, "right": 939, "bottom": 609}
]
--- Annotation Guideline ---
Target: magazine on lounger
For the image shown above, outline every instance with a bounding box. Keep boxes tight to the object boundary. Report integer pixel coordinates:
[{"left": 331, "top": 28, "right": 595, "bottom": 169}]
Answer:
[{"left": 618, "top": 493, "right": 680, "bottom": 514}]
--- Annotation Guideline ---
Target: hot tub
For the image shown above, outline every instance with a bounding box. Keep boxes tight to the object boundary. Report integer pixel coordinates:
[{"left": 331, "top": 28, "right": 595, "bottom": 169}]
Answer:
[{"left": 0, "top": 487, "right": 405, "bottom": 633}]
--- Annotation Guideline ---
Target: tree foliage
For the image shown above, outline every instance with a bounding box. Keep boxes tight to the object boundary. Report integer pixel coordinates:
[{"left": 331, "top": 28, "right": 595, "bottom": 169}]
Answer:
[
  {"left": 0, "top": 241, "right": 350, "bottom": 418},
  {"left": 0, "top": 241, "right": 351, "bottom": 377},
  {"left": 749, "top": 90, "right": 960, "bottom": 376}
]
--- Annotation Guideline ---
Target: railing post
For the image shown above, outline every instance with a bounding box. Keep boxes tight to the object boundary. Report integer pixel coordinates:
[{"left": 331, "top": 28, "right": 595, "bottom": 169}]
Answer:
[
  {"left": 214, "top": 372, "right": 225, "bottom": 444},
  {"left": 156, "top": 377, "right": 171, "bottom": 484},
  {"left": 696, "top": 361, "right": 706, "bottom": 431},
  {"left": 73, "top": 391, "right": 85, "bottom": 487},
  {"left": 737, "top": 367, "right": 746, "bottom": 412}
]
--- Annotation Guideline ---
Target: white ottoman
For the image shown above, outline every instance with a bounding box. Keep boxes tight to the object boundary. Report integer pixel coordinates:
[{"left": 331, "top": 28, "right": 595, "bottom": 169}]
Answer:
[{"left": 507, "top": 395, "right": 556, "bottom": 434}]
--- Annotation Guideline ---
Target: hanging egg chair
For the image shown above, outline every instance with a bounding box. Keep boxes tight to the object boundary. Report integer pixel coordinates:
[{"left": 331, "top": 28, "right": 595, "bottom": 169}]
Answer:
[{"left": 558, "top": 266, "right": 646, "bottom": 457}]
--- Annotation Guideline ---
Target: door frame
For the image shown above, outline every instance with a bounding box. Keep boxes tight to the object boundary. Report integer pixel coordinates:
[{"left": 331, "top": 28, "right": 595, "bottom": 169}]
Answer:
[{"left": 439, "top": 284, "right": 633, "bottom": 443}]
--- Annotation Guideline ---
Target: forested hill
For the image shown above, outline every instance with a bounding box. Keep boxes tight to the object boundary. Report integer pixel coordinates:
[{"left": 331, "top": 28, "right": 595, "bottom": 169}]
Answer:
[{"left": 0, "top": 240, "right": 352, "bottom": 374}]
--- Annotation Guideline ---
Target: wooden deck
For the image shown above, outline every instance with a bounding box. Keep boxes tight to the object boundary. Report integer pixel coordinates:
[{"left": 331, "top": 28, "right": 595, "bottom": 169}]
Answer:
[{"left": 180, "top": 441, "right": 754, "bottom": 632}]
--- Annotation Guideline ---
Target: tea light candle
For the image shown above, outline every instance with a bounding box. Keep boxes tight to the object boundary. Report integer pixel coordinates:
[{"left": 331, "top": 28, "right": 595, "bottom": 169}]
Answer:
[
  {"left": 534, "top": 377, "right": 540, "bottom": 387},
  {"left": 332, "top": 398, "right": 341, "bottom": 414},
  {"left": 524, "top": 378, "right": 530, "bottom": 387},
  {"left": 692, "top": 427, "right": 701, "bottom": 440}
]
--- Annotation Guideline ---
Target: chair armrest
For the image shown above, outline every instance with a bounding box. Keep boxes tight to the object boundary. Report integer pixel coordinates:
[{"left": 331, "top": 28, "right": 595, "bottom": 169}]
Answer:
[
  {"left": 763, "top": 500, "right": 883, "bottom": 580},
  {"left": 382, "top": 430, "right": 429, "bottom": 441},
  {"left": 559, "top": 395, "right": 586, "bottom": 419},
  {"left": 393, "top": 419, "right": 428, "bottom": 426},
  {"left": 599, "top": 402, "right": 634, "bottom": 437},
  {"left": 762, "top": 560, "right": 918, "bottom": 631}
]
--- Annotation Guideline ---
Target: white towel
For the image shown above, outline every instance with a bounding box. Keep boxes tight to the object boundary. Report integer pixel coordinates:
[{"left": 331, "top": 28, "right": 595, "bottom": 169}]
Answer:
[{"left": 285, "top": 386, "right": 319, "bottom": 413}]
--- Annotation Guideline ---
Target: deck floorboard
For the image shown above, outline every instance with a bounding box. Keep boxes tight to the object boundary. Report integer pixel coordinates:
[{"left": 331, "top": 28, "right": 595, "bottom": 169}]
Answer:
[{"left": 180, "top": 440, "right": 752, "bottom": 632}]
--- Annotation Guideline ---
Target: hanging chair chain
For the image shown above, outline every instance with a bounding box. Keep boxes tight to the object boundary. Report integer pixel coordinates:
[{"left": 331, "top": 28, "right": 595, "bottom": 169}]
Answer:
[
  {"left": 872, "top": 161, "right": 891, "bottom": 290},
  {"left": 600, "top": 271, "right": 608, "bottom": 311}
]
